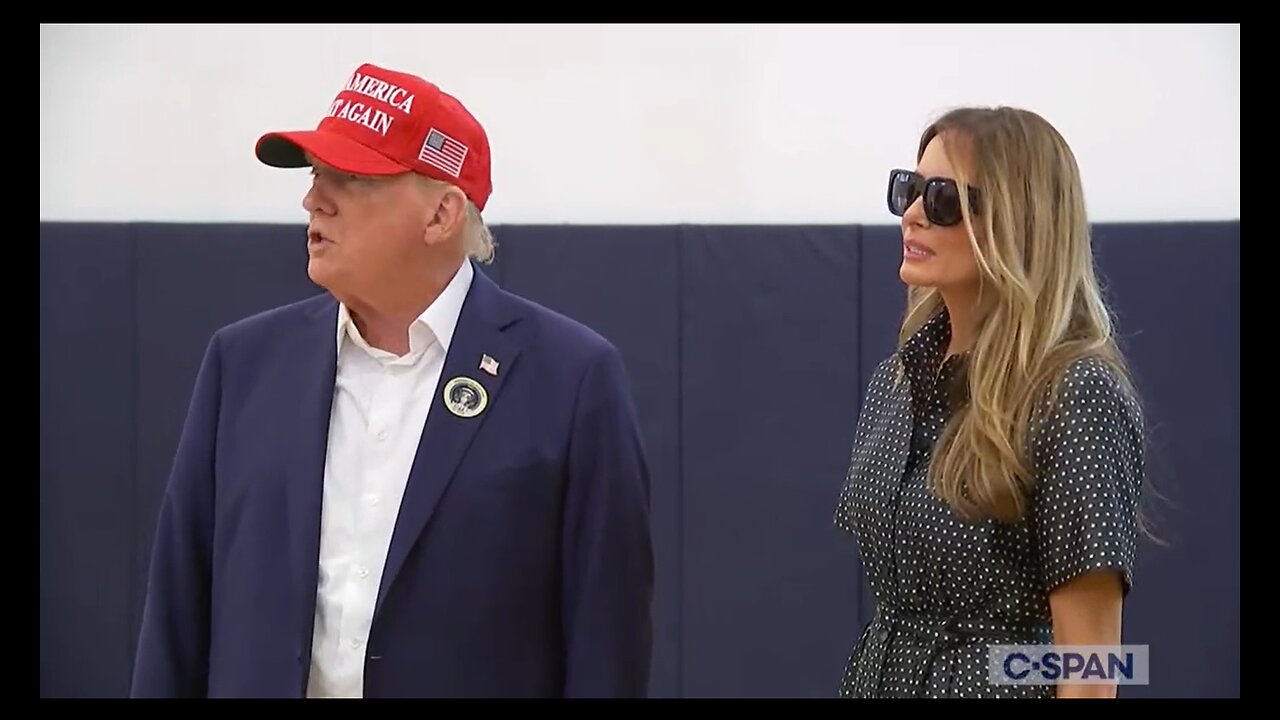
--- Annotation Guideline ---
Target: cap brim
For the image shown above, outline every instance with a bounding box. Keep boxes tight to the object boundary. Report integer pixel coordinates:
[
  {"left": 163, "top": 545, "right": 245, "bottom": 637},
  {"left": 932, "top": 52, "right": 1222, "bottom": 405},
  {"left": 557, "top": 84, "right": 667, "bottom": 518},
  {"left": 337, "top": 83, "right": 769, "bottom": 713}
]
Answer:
[{"left": 255, "top": 129, "right": 411, "bottom": 176}]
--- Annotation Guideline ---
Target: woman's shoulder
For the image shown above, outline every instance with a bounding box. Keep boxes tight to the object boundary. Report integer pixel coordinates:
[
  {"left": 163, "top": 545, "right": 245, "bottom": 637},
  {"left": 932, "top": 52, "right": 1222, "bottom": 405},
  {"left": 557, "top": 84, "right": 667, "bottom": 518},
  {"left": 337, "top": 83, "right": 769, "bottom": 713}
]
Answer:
[
  {"left": 1042, "top": 355, "right": 1143, "bottom": 423},
  {"left": 1030, "top": 353, "right": 1146, "bottom": 461},
  {"left": 1060, "top": 354, "right": 1130, "bottom": 387},
  {"left": 863, "top": 353, "right": 908, "bottom": 398}
]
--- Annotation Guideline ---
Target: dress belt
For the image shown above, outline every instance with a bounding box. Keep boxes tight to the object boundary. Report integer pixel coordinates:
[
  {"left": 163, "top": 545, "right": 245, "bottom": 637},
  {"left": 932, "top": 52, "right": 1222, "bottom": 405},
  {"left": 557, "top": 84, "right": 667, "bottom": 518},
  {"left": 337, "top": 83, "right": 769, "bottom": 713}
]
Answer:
[{"left": 867, "top": 604, "right": 1052, "bottom": 696}]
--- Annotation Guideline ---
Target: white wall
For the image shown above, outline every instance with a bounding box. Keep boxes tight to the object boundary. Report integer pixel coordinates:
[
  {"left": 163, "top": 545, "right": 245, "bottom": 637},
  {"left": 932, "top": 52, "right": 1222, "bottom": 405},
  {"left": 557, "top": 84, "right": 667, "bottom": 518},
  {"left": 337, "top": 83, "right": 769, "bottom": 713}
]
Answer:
[{"left": 40, "top": 23, "right": 1239, "bottom": 226}]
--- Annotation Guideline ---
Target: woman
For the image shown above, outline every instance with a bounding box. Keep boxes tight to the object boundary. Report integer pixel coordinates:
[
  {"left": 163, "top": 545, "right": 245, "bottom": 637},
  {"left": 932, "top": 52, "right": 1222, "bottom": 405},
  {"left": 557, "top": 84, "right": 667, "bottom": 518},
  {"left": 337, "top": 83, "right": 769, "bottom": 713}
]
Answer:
[{"left": 834, "top": 106, "right": 1147, "bottom": 699}]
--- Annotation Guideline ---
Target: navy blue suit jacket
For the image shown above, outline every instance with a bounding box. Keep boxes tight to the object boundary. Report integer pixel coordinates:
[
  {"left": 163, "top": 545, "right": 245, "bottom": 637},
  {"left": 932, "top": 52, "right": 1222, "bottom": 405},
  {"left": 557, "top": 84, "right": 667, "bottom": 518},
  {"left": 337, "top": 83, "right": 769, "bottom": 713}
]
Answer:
[{"left": 131, "top": 265, "right": 655, "bottom": 698}]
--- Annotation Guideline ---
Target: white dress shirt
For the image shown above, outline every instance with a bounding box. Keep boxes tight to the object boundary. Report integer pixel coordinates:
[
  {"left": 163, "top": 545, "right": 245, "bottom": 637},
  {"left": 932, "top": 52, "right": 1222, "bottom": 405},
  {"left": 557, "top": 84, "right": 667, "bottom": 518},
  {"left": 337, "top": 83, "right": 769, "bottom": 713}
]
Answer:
[{"left": 305, "top": 259, "right": 474, "bottom": 698}]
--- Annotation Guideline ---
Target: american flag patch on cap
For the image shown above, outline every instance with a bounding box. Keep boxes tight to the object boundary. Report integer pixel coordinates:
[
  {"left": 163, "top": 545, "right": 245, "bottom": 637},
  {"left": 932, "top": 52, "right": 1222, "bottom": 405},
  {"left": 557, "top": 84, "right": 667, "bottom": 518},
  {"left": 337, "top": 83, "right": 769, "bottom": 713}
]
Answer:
[{"left": 418, "top": 127, "right": 469, "bottom": 178}]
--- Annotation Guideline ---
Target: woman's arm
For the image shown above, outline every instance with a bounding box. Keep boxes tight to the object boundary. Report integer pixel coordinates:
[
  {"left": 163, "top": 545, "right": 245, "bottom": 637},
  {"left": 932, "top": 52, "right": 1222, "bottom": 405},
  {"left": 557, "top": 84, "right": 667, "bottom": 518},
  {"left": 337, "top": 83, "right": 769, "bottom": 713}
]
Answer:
[
  {"left": 1029, "top": 357, "right": 1147, "bottom": 699},
  {"left": 1048, "top": 569, "right": 1125, "bottom": 698}
]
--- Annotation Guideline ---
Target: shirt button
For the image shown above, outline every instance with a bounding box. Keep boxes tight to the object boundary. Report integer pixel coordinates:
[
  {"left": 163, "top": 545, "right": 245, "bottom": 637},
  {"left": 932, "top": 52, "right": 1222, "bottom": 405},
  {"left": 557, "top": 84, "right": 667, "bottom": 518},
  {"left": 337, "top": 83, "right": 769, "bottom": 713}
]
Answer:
[
  {"left": 351, "top": 637, "right": 363, "bottom": 649},
  {"left": 376, "top": 430, "right": 388, "bottom": 441},
  {"left": 358, "top": 566, "right": 370, "bottom": 579},
  {"left": 366, "top": 494, "right": 379, "bottom": 506}
]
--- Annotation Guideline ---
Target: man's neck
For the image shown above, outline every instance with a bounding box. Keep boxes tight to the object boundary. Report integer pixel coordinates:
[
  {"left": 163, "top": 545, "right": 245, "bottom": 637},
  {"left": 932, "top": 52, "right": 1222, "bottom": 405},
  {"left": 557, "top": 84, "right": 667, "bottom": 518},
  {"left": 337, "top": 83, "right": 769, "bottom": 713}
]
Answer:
[{"left": 348, "top": 257, "right": 465, "bottom": 356}]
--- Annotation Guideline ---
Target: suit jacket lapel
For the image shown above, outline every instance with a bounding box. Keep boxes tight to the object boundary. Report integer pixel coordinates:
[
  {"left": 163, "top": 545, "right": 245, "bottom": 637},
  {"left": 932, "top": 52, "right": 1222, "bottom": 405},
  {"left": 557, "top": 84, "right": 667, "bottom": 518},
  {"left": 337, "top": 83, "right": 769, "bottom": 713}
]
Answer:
[
  {"left": 284, "top": 296, "right": 339, "bottom": 653},
  {"left": 376, "top": 266, "right": 523, "bottom": 615}
]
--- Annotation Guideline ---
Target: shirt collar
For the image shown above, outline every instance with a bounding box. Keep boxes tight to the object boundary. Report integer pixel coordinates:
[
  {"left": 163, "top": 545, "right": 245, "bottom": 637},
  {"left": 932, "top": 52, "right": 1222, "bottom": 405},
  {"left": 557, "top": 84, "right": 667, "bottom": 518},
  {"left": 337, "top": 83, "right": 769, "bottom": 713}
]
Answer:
[
  {"left": 901, "top": 305, "right": 952, "bottom": 368},
  {"left": 898, "top": 305, "right": 972, "bottom": 410}
]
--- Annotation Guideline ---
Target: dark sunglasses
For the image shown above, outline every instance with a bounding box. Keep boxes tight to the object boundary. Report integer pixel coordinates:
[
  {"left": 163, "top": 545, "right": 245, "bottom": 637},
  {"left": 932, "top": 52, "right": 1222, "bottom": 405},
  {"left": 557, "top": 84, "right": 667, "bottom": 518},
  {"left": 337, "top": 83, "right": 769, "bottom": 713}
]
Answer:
[{"left": 886, "top": 169, "right": 980, "bottom": 227}]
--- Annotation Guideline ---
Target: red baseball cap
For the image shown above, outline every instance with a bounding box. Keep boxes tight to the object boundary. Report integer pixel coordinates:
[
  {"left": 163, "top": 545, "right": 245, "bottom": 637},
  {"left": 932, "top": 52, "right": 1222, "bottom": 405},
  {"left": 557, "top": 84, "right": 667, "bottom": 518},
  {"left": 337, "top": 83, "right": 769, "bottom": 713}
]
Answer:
[{"left": 255, "top": 63, "right": 493, "bottom": 212}]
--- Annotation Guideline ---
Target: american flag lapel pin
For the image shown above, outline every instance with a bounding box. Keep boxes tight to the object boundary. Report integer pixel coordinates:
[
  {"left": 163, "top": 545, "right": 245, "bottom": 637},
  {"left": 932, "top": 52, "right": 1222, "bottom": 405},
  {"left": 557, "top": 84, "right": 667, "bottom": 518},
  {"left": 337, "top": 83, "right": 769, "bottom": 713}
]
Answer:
[{"left": 480, "top": 354, "right": 500, "bottom": 376}]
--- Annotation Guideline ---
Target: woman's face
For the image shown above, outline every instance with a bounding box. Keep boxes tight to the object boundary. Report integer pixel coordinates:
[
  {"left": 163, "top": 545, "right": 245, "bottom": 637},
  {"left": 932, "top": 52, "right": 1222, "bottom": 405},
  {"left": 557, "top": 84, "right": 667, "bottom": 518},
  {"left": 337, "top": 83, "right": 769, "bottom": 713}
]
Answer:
[{"left": 897, "top": 135, "right": 981, "bottom": 297}]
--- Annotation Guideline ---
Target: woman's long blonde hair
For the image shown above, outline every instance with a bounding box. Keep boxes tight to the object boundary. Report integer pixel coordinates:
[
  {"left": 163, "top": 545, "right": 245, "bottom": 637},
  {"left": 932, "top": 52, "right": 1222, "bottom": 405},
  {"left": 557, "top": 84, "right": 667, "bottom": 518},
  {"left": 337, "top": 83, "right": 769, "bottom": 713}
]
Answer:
[{"left": 902, "top": 106, "right": 1138, "bottom": 524}]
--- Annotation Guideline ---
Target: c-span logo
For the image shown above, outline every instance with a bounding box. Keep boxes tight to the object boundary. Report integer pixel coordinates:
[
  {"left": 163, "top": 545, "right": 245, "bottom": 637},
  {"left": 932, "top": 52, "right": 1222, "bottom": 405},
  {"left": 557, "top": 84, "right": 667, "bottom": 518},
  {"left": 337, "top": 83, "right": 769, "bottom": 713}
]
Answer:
[{"left": 988, "top": 645, "right": 1149, "bottom": 685}]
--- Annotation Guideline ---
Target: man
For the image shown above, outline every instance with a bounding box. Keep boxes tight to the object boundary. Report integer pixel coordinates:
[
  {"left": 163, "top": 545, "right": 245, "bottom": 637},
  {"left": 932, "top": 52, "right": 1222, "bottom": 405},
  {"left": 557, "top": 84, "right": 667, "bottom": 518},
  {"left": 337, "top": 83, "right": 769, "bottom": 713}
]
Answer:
[{"left": 130, "top": 62, "right": 655, "bottom": 699}]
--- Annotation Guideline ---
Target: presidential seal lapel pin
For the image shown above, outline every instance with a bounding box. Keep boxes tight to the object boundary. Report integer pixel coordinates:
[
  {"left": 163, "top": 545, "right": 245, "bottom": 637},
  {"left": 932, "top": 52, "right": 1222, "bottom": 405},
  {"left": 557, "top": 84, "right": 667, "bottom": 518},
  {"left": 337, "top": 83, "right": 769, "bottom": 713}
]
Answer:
[{"left": 443, "top": 376, "right": 488, "bottom": 419}]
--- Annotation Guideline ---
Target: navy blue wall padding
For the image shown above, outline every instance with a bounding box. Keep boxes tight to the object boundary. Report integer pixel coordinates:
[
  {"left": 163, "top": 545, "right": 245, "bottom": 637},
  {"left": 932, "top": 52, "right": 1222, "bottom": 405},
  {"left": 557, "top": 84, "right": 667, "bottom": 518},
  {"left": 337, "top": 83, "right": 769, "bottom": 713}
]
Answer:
[
  {"left": 677, "top": 226, "right": 866, "bottom": 699},
  {"left": 1087, "top": 222, "right": 1241, "bottom": 699},
  {"left": 39, "top": 220, "right": 1240, "bottom": 698},
  {"left": 40, "top": 224, "right": 138, "bottom": 699}
]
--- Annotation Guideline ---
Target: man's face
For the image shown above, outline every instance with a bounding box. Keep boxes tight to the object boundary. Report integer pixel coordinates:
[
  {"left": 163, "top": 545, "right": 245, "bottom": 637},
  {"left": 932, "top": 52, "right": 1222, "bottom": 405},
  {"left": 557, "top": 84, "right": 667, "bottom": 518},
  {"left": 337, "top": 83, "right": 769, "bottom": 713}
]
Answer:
[{"left": 301, "top": 158, "right": 439, "bottom": 301}]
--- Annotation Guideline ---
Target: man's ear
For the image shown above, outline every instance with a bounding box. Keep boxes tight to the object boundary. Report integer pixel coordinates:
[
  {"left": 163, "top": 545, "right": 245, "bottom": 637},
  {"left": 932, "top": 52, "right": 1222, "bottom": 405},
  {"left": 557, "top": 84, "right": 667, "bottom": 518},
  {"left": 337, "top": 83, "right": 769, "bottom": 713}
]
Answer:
[{"left": 422, "top": 185, "right": 469, "bottom": 247}]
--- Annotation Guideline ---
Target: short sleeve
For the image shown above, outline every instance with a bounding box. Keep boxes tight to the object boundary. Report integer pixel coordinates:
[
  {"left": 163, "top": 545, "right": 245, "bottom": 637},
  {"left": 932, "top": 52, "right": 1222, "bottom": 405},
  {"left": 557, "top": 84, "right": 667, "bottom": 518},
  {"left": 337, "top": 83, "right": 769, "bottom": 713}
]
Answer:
[{"left": 1030, "top": 357, "right": 1145, "bottom": 595}]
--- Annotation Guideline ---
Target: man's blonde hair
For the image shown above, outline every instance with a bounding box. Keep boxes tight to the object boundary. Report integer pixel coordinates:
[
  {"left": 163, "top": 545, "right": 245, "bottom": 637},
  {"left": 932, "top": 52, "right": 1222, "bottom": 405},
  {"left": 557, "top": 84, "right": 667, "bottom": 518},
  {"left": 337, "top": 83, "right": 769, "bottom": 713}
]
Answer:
[{"left": 462, "top": 199, "right": 496, "bottom": 264}]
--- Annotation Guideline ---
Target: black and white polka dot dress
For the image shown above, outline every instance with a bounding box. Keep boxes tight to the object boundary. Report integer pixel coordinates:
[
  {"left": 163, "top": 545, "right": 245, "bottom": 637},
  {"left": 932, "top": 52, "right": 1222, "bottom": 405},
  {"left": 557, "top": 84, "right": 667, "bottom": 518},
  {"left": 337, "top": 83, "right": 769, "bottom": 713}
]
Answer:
[{"left": 834, "top": 308, "right": 1145, "bottom": 698}]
